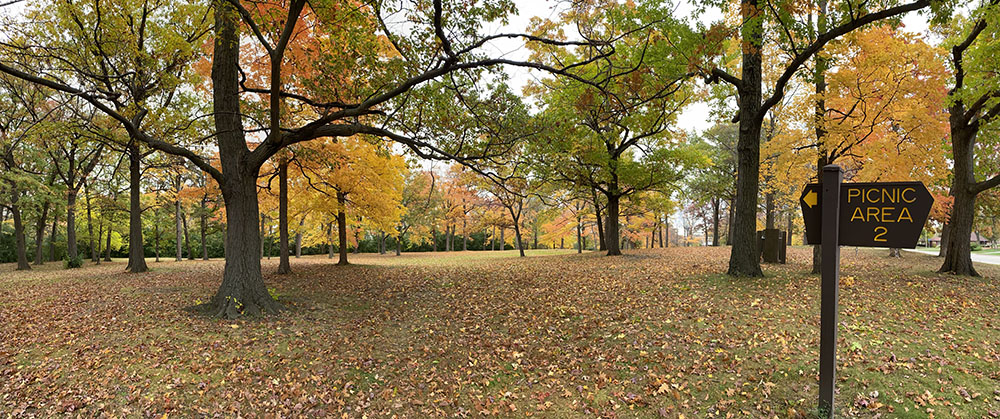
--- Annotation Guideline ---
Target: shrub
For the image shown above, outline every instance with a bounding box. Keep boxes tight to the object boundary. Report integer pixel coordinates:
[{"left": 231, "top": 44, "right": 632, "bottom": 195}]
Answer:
[
  {"left": 65, "top": 255, "right": 83, "bottom": 269},
  {"left": 971, "top": 243, "right": 982, "bottom": 251}
]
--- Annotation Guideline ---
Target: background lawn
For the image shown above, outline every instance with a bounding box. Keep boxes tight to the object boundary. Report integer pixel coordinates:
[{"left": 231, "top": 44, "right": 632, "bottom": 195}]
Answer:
[{"left": 1, "top": 247, "right": 998, "bottom": 417}]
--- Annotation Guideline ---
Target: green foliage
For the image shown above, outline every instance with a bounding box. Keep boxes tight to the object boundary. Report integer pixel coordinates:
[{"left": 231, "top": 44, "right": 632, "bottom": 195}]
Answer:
[
  {"left": 64, "top": 254, "right": 83, "bottom": 269},
  {"left": 971, "top": 243, "right": 982, "bottom": 251}
]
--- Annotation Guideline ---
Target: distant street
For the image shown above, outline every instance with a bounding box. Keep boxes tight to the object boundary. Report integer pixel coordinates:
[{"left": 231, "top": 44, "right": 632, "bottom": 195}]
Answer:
[{"left": 905, "top": 248, "right": 1000, "bottom": 266}]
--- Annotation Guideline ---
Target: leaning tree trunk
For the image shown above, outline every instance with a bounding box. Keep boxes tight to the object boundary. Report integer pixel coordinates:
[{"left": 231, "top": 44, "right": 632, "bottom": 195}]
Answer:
[
  {"left": 277, "top": 159, "right": 291, "bottom": 274},
  {"left": 337, "top": 192, "right": 349, "bottom": 266},
  {"left": 10, "top": 188, "right": 30, "bottom": 270},
  {"left": 66, "top": 189, "right": 80, "bottom": 263},
  {"left": 604, "top": 193, "right": 622, "bottom": 256},
  {"left": 727, "top": 0, "right": 764, "bottom": 277},
  {"left": 126, "top": 145, "right": 148, "bottom": 273},
  {"left": 33, "top": 197, "right": 49, "bottom": 265}
]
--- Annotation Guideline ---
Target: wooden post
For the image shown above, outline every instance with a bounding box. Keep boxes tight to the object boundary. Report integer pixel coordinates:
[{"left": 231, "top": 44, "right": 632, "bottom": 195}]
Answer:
[{"left": 819, "top": 164, "right": 842, "bottom": 417}]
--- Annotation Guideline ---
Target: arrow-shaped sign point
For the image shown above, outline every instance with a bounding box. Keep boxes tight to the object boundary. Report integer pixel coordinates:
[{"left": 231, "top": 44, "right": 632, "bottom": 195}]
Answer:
[{"left": 803, "top": 190, "right": 818, "bottom": 208}]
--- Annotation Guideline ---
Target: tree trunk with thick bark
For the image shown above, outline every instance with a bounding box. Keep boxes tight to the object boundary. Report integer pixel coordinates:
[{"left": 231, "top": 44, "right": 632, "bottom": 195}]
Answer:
[
  {"left": 337, "top": 192, "right": 349, "bottom": 265},
  {"left": 277, "top": 159, "right": 291, "bottom": 274},
  {"left": 727, "top": 0, "right": 764, "bottom": 277},
  {"left": 126, "top": 146, "right": 148, "bottom": 273},
  {"left": 604, "top": 194, "right": 622, "bottom": 256},
  {"left": 199, "top": 0, "right": 281, "bottom": 318},
  {"left": 939, "top": 127, "right": 979, "bottom": 276}
]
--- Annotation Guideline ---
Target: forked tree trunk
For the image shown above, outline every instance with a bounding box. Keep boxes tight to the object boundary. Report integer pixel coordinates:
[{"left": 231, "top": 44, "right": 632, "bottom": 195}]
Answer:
[
  {"left": 337, "top": 192, "right": 349, "bottom": 265},
  {"left": 939, "top": 128, "right": 979, "bottom": 276},
  {"left": 199, "top": 0, "right": 281, "bottom": 318},
  {"left": 126, "top": 145, "right": 148, "bottom": 273},
  {"left": 277, "top": 159, "right": 291, "bottom": 274}
]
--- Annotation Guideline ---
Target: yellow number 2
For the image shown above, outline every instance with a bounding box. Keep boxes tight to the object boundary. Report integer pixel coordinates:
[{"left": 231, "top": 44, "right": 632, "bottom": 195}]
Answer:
[{"left": 874, "top": 226, "right": 888, "bottom": 242}]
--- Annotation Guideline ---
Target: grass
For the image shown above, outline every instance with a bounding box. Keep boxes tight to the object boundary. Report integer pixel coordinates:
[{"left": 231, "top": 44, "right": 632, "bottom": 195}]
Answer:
[{"left": 1, "top": 247, "right": 998, "bottom": 417}]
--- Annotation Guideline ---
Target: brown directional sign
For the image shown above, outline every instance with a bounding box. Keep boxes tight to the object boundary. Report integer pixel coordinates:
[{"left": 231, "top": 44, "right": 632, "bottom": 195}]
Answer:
[{"left": 801, "top": 181, "right": 933, "bottom": 248}]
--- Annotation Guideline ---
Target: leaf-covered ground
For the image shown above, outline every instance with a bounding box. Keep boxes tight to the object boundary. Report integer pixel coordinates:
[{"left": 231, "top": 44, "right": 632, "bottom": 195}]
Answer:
[{"left": 1, "top": 247, "right": 999, "bottom": 417}]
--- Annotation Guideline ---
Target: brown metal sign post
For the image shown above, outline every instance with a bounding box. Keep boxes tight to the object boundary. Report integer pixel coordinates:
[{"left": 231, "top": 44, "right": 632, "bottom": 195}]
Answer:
[
  {"left": 800, "top": 168, "right": 934, "bottom": 417},
  {"left": 818, "top": 165, "right": 841, "bottom": 417}
]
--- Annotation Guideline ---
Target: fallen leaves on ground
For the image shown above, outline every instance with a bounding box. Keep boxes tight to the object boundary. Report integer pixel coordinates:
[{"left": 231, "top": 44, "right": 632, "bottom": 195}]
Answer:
[{"left": 0, "top": 247, "right": 998, "bottom": 417}]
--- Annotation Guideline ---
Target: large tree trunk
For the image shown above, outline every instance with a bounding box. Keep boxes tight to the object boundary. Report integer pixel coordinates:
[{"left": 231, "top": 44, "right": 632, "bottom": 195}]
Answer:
[
  {"left": 938, "top": 223, "right": 950, "bottom": 257},
  {"left": 395, "top": 233, "right": 402, "bottom": 256},
  {"left": 727, "top": 0, "right": 764, "bottom": 277},
  {"left": 939, "top": 125, "right": 979, "bottom": 276},
  {"left": 277, "top": 159, "right": 291, "bottom": 274},
  {"left": 765, "top": 193, "right": 775, "bottom": 230},
  {"left": 200, "top": 0, "right": 281, "bottom": 318},
  {"left": 337, "top": 192, "right": 349, "bottom": 265},
  {"left": 126, "top": 146, "right": 148, "bottom": 273},
  {"left": 10, "top": 188, "right": 30, "bottom": 270},
  {"left": 66, "top": 189, "right": 80, "bottom": 263},
  {"left": 175, "top": 198, "right": 183, "bottom": 261},
  {"left": 86, "top": 182, "right": 97, "bottom": 262},
  {"left": 33, "top": 197, "right": 49, "bottom": 265},
  {"left": 604, "top": 194, "right": 622, "bottom": 256}
]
